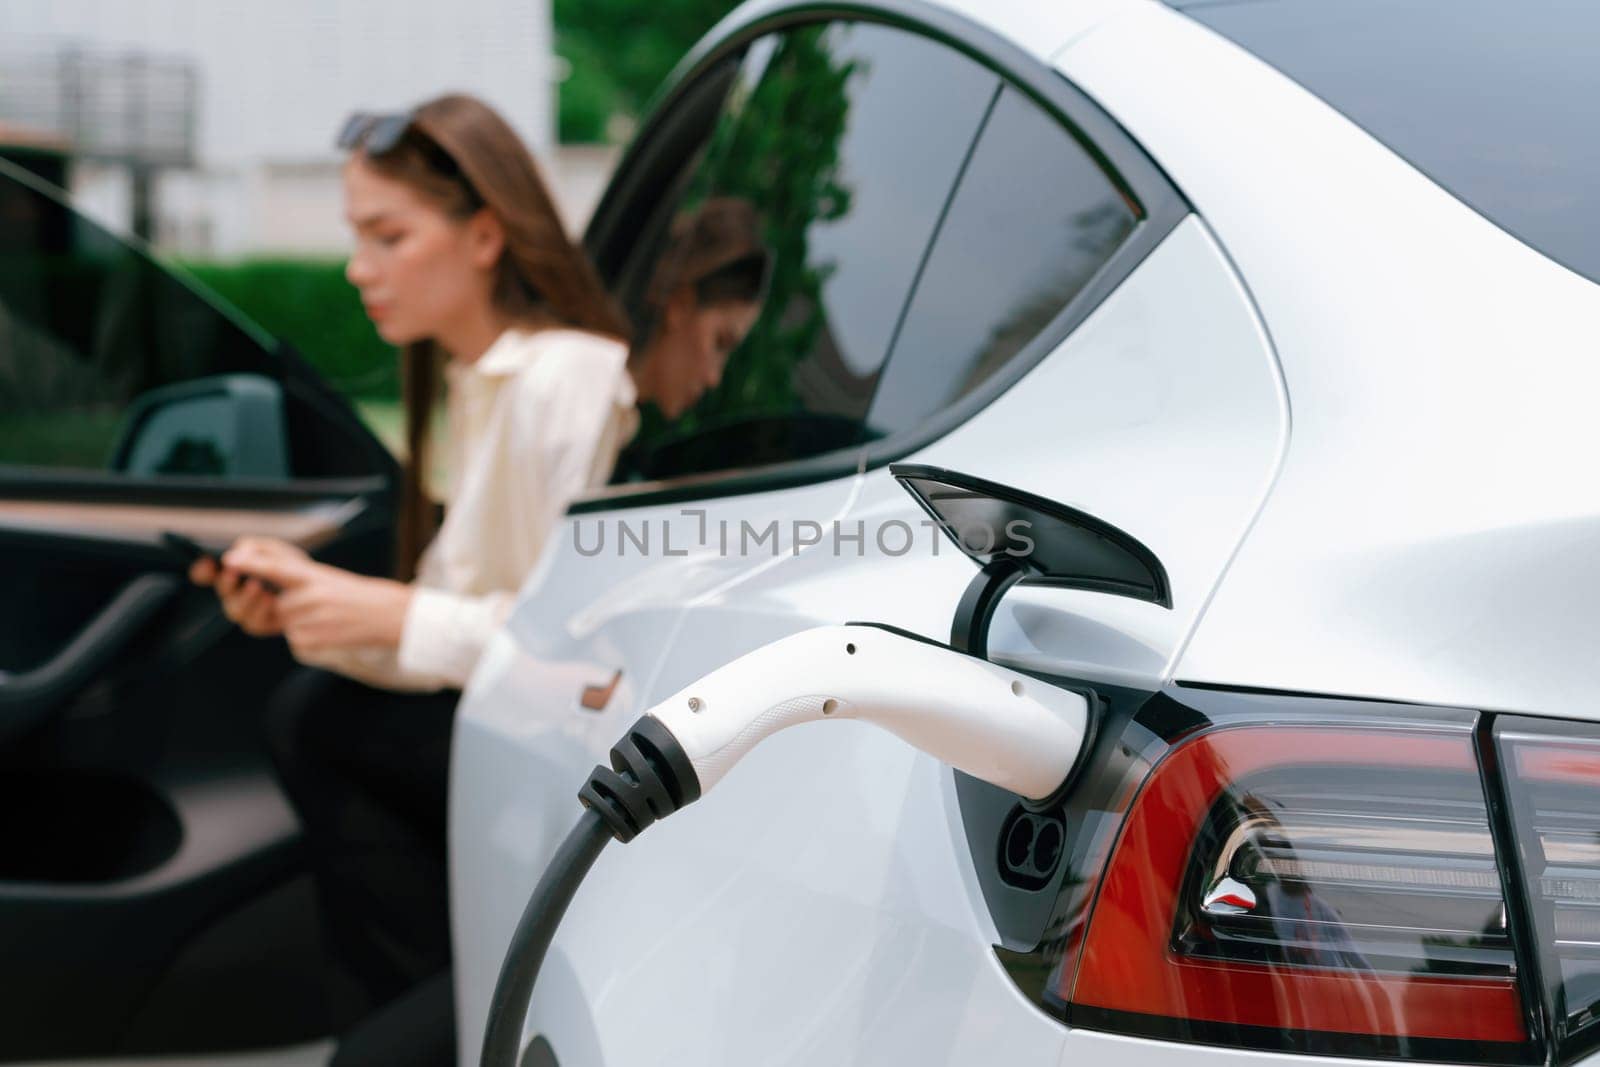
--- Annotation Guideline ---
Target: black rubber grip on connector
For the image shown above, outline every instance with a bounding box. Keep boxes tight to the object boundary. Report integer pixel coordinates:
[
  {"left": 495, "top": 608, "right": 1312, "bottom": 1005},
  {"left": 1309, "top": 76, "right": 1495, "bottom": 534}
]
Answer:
[{"left": 578, "top": 714, "right": 702, "bottom": 843}]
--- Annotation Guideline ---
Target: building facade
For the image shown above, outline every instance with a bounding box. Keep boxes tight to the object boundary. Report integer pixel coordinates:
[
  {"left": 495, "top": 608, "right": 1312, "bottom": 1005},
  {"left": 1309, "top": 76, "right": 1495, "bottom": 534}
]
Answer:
[{"left": 0, "top": 0, "right": 570, "bottom": 256}]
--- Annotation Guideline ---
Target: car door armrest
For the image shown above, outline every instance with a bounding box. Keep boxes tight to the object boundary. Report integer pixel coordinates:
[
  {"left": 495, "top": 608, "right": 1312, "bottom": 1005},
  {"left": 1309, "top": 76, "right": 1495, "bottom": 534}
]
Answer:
[{"left": 0, "top": 573, "right": 181, "bottom": 743}]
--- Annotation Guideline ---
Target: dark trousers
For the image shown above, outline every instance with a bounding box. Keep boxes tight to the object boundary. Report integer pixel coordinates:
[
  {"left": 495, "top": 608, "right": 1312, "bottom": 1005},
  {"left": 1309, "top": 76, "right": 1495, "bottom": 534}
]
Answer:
[{"left": 263, "top": 668, "right": 459, "bottom": 1056}]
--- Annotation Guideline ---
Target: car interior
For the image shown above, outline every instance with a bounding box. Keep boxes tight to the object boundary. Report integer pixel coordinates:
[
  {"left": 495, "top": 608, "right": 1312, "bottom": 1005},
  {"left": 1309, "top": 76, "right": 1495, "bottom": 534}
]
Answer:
[{"left": 0, "top": 156, "right": 398, "bottom": 1060}]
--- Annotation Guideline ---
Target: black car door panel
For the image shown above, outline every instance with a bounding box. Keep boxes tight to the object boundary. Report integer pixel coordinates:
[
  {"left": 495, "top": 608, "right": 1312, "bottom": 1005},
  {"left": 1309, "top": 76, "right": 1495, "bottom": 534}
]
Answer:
[{"left": 0, "top": 155, "right": 396, "bottom": 1056}]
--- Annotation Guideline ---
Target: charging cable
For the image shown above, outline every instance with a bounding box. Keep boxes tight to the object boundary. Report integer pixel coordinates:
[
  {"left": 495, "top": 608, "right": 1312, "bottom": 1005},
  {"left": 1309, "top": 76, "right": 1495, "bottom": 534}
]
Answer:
[{"left": 479, "top": 623, "right": 1090, "bottom": 1067}]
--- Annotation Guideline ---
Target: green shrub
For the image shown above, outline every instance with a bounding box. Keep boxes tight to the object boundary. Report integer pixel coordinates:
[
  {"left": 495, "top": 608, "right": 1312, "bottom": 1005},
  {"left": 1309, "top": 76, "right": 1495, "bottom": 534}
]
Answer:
[{"left": 177, "top": 258, "right": 400, "bottom": 400}]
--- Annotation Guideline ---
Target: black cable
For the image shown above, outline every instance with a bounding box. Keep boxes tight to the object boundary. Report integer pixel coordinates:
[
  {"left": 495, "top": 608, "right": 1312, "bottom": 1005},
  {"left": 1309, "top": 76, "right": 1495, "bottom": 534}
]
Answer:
[
  {"left": 479, "top": 715, "right": 702, "bottom": 1067},
  {"left": 479, "top": 807, "right": 613, "bottom": 1067}
]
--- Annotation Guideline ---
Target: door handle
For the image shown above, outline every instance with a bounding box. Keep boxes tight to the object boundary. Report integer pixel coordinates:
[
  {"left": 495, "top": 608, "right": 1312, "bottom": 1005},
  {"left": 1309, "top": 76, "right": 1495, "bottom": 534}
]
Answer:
[{"left": 580, "top": 669, "right": 623, "bottom": 711}]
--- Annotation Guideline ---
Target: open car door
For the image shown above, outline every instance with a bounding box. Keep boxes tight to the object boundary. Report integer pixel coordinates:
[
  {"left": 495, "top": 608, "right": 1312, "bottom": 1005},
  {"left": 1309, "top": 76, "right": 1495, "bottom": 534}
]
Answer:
[{"left": 0, "top": 157, "right": 397, "bottom": 1058}]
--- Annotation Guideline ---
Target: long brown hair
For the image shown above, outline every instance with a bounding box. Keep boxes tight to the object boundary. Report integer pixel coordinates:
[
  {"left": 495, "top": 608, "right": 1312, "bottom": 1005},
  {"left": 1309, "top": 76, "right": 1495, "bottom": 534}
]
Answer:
[
  {"left": 350, "top": 93, "right": 629, "bottom": 578},
  {"left": 644, "top": 197, "right": 771, "bottom": 311}
]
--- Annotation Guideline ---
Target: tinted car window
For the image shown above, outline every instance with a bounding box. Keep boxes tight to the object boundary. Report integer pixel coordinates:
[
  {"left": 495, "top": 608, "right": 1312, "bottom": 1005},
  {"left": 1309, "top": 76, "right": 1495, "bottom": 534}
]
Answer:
[
  {"left": 1176, "top": 0, "right": 1600, "bottom": 286},
  {"left": 0, "top": 162, "right": 294, "bottom": 477},
  {"left": 865, "top": 86, "right": 1137, "bottom": 439},
  {"left": 617, "top": 22, "right": 999, "bottom": 482}
]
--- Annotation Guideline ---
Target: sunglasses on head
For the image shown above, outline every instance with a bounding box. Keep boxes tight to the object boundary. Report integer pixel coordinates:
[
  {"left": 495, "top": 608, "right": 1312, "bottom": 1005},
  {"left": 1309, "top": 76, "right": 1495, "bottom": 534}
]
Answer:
[
  {"left": 336, "top": 111, "right": 415, "bottom": 154},
  {"left": 338, "top": 110, "right": 475, "bottom": 180}
]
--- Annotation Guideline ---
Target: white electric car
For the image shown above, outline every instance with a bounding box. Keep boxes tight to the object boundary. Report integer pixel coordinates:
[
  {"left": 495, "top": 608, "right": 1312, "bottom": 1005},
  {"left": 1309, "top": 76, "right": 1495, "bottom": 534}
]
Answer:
[
  {"left": 3, "top": 0, "right": 1596, "bottom": 1064},
  {"left": 452, "top": 1, "right": 1600, "bottom": 1066}
]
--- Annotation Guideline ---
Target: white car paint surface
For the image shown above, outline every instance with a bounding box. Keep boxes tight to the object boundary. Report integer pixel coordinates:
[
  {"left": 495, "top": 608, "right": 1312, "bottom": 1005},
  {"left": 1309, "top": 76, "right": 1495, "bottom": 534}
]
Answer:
[{"left": 1057, "top": 0, "right": 1600, "bottom": 720}]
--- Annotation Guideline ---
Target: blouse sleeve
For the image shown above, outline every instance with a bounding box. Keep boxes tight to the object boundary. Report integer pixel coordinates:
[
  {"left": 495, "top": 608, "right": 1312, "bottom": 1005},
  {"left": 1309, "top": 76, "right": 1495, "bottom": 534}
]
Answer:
[
  {"left": 288, "top": 587, "right": 515, "bottom": 693},
  {"left": 393, "top": 586, "right": 516, "bottom": 688}
]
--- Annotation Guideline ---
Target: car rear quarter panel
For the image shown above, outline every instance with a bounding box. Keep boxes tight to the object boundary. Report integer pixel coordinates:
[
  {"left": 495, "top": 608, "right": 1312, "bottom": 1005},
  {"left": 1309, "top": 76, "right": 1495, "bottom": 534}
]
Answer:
[{"left": 1059, "top": 0, "right": 1600, "bottom": 722}]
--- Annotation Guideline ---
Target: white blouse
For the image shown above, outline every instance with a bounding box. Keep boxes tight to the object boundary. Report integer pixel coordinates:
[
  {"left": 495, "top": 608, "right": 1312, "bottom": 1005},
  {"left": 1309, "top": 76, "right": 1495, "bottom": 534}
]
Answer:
[{"left": 299, "top": 326, "right": 637, "bottom": 691}]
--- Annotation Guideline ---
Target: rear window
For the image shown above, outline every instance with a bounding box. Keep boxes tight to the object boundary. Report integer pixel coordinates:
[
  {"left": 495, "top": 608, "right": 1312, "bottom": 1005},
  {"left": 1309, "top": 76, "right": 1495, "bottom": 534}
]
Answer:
[
  {"left": 865, "top": 86, "right": 1136, "bottom": 440},
  {"left": 1175, "top": 0, "right": 1600, "bottom": 285}
]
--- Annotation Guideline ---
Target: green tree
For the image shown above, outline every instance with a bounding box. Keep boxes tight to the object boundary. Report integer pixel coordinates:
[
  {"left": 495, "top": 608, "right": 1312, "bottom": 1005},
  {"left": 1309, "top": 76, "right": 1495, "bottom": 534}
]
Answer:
[
  {"left": 690, "top": 26, "right": 855, "bottom": 414},
  {"left": 627, "top": 23, "right": 858, "bottom": 460},
  {"left": 555, "top": 0, "right": 739, "bottom": 143}
]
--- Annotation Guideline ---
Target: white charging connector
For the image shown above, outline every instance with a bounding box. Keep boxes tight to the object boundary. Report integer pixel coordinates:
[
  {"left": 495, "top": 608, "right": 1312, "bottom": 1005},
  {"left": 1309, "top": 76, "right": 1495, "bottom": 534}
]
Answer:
[
  {"left": 482, "top": 622, "right": 1094, "bottom": 1067},
  {"left": 649, "top": 623, "right": 1089, "bottom": 802}
]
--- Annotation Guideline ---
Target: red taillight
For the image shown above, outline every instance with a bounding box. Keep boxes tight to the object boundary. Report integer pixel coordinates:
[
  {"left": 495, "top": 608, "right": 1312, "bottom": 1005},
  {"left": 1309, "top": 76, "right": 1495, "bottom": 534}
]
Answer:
[
  {"left": 1070, "top": 725, "right": 1528, "bottom": 1044},
  {"left": 1497, "top": 720, "right": 1600, "bottom": 1061}
]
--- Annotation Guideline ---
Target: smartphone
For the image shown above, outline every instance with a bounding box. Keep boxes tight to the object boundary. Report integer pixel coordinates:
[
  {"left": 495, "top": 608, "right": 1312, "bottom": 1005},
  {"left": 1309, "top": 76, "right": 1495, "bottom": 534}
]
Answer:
[
  {"left": 162, "top": 531, "right": 281, "bottom": 594},
  {"left": 162, "top": 530, "right": 220, "bottom": 568}
]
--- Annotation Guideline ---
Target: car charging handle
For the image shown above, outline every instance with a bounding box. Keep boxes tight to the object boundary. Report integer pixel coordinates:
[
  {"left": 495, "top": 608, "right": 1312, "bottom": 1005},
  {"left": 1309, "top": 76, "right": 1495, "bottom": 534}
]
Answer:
[{"left": 479, "top": 623, "right": 1091, "bottom": 1067}]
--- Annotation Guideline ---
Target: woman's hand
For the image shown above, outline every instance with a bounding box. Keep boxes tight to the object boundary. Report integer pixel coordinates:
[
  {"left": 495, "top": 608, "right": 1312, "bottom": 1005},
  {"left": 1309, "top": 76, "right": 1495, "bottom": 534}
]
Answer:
[
  {"left": 189, "top": 549, "right": 284, "bottom": 637},
  {"left": 222, "top": 537, "right": 414, "bottom": 655}
]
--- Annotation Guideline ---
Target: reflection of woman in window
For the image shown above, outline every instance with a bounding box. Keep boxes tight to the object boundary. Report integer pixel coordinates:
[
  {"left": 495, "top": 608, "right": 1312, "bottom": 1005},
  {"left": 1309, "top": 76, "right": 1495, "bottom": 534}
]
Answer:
[
  {"left": 629, "top": 196, "right": 771, "bottom": 419},
  {"left": 183, "top": 93, "right": 733, "bottom": 1053}
]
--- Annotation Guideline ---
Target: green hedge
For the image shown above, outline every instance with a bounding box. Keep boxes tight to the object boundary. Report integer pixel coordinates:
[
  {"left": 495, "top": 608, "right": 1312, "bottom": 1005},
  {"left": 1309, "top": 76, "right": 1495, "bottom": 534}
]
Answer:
[{"left": 178, "top": 258, "right": 401, "bottom": 400}]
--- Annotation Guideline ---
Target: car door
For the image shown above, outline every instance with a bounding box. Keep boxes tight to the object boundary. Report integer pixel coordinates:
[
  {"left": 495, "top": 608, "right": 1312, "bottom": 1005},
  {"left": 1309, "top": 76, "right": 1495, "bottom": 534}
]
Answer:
[{"left": 0, "top": 158, "right": 398, "bottom": 1059}]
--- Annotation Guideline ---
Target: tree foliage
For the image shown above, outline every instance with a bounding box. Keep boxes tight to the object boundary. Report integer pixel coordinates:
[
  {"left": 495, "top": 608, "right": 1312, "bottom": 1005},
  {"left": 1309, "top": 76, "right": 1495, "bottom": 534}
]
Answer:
[
  {"left": 688, "top": 26, "right": 855, "bottom": 415},
  {"left": 626, "top": 25, "right": 858, "bottom": 463},
  {"left": 554, "top": 0, "right": 739, "bottom": 143}
]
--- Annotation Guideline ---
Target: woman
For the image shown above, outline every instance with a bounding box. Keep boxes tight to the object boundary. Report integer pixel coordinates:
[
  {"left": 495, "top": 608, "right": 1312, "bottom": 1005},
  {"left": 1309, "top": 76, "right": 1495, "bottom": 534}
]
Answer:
[{"left": 190, "top": 95, "right": 764, "bottom": 1047}]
